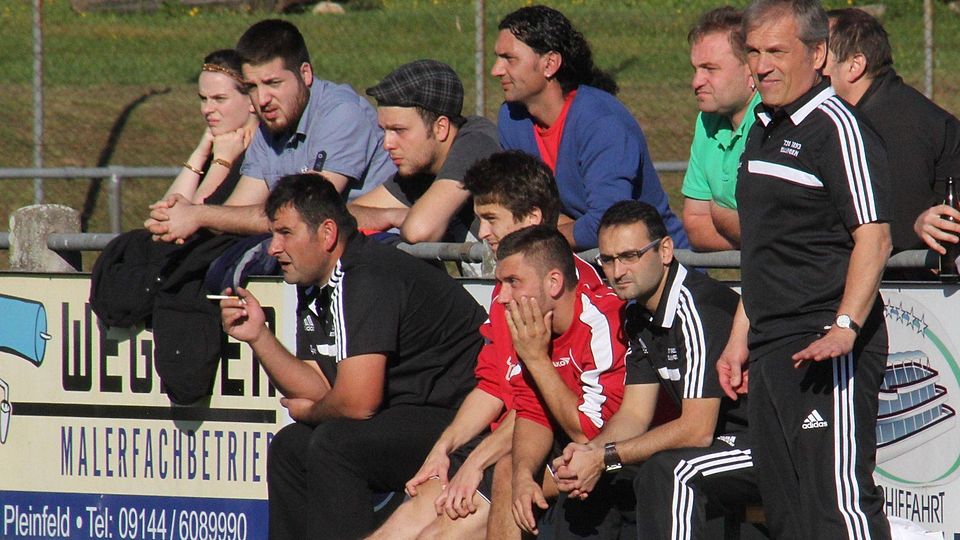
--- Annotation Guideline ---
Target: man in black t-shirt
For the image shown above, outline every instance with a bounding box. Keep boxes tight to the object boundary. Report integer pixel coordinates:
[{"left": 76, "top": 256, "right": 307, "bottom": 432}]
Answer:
[
  {"left": 348, "top": 59, "right": 499, "bottom": 245},
  {"left": 219, "top": 174, "right": 486, "bottom": 540},
  {"left": 546, "top": 201, "right": 758, "bottom": 539},
  {"left": 719, "top": 1, "right": 892, "bottom": 538}
]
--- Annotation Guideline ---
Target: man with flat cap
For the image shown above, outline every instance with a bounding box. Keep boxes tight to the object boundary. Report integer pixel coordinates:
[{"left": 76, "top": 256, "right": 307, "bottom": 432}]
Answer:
[{"left": 349, "top": 59, "right": 500, "bottom": 245}]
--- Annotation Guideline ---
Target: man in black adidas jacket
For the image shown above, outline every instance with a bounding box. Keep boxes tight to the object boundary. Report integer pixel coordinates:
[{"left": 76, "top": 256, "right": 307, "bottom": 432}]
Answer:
[
  {"left": 718, "top": 1, "right": 892, "bottom": 538},
  {"left": 545, "top": 201, "right": 759, "bottom": 539}
]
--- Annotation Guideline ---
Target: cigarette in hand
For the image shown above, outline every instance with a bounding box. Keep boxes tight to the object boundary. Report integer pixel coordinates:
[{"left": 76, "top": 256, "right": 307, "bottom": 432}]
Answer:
[{"left": 206, "top": 294, "right": 244, "bottom": 303}]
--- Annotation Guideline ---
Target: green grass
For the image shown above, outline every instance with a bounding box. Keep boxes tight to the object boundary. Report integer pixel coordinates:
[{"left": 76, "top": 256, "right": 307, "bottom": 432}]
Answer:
[{"left": 1, "top": 0, "right": 959, "bottom": 266}]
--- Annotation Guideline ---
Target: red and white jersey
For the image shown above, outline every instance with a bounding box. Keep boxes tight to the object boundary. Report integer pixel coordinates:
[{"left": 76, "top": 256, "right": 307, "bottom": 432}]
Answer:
[
  {"left": 509, "top": 285, "right": 626, "bottom": 440},
  {"left": 474, "top": 256, "right": 604, "bottom": 431},
  {"left": 475, "top": 256, "right": 625, "bottom": 439}
]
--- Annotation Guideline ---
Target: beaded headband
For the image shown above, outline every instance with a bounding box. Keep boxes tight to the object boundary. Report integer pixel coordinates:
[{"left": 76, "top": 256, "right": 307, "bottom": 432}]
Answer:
[{"left": 201, "top": 63, "right": 245, "bottom": 85}]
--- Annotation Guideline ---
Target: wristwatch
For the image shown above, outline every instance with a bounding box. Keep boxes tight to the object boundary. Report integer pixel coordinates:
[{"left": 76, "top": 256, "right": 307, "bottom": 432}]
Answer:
[
  {"left": 603, "top": 442, "right": 622, "bottom": 473},
  {"left": 834, "top": 314, "right": 861, "bottom": 335}
]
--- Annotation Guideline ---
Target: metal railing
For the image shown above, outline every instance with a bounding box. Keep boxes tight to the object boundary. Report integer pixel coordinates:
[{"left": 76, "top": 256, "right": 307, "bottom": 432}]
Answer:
[
  {"left": 0, "top": 166, "right": 180, "bottom": 233},
  {"left": 0, "top": 164, "right": 689, "bottom": 234},
  {"left": 0, "top": 161, "right": 939, "bottom": 273},
  {"left": 0, "top": 229, "right": 936, "bottom": 272}
]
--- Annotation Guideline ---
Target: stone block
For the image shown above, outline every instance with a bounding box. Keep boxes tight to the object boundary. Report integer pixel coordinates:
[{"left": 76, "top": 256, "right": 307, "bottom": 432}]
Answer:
[{"left": 9, "top": 205, "right": 82, "bottom": 273}]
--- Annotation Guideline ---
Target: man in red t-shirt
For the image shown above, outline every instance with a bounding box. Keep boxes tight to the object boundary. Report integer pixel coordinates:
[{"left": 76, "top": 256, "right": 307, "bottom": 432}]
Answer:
[
  {"left": 368, "top": 152, "right": 616, "bottom": 540},
  {"left": 492, "top": 6, "right": 687, "bottom": 251}
]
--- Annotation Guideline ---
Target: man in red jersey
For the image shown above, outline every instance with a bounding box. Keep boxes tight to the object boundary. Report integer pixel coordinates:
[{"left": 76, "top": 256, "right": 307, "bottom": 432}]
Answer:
[
  {"left": 368, "top": 152, "right": 620, "bottom": 540},
  {"left": 501, "top": 226, "right": 627, "bottom": 536}
]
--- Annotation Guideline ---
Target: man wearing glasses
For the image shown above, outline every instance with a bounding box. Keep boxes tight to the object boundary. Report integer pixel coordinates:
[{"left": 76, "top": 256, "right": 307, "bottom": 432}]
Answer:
[{"left": 545, "top": 200, "right": 759, "bottom": 539}]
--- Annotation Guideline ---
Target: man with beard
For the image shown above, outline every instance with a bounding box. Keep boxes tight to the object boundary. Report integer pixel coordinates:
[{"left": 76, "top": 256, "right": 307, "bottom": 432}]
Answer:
[
  {"left": 546, "top": 201, "right": 757, "bottom": 539},
  {"left": 349, "top": 59, "right": 499, "bottom": 244},
  {"left": 148, "top": 19, "right": 394, "bottom": 243}
]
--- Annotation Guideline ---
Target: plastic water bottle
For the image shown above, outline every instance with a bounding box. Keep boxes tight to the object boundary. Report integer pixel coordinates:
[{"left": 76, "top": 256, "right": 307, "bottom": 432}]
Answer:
[{"left": 941, "top": 177, "right": 959, "bottom": 282}]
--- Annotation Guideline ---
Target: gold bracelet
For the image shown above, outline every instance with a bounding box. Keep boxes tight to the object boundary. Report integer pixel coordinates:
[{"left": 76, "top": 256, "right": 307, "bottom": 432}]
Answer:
[
  {"left": 182, "top": 162, "right": 203, "bottom": 175},
  {"left": 212, "top": 158, "right": 232, "bottom": 169}
]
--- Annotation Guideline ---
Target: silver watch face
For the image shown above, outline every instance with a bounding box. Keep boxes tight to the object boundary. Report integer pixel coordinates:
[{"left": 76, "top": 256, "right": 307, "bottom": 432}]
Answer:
[{"left": 836, "top": 315, "right": 852, "bottom": 328}]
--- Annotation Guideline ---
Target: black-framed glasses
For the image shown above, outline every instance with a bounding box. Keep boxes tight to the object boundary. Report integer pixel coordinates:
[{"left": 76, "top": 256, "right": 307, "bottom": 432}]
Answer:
[{"left": 595, "top": 238, "right": 662, "bottom": 267}]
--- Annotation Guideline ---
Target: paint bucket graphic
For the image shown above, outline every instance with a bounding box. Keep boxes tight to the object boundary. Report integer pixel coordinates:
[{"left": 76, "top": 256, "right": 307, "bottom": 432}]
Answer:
[
  {"left": 0, "top": 294, "right": 51, "bottom": 365},
  {"left": 0, "top": 378, "right": 9, "bottom": 444}
]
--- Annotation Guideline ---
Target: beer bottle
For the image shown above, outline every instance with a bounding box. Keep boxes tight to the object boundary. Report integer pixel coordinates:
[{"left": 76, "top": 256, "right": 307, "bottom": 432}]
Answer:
[{"left": 941, "top": 177, "right": 959, "bottom": 282}]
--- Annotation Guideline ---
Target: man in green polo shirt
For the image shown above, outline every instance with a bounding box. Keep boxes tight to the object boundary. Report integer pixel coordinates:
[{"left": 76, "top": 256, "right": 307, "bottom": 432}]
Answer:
[{"left": 682, "top": 6, "right": 760, "bottom": 251}]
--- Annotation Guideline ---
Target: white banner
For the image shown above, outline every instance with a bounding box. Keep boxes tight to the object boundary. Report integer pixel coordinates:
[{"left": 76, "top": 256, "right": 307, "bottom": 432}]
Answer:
[
  {"left": 875, "top": 285, "right": 960, "bottom": 536},
  {"left": 0, "top": 275, "right": 298, "bottom": 540},
  {"left": 0, "top": 275, "right": 957, "bottom": 538}
]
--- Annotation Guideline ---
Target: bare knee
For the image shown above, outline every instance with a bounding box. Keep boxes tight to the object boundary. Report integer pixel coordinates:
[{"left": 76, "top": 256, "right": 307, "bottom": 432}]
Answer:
[
  {"left": 366, "top": 479, "right": 445, "bottom": 540},
  {"left": 418, "top": 503, "right": 489, "bottom": 540}
]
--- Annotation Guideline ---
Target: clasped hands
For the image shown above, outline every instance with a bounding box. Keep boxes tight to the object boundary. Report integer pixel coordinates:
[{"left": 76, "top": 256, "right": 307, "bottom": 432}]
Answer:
[
  {"left": 551, "top": 442, "right": 605, "bottom": 500},
  {"left": 145, "top": 193, "right": 200, "bottom": 244}
]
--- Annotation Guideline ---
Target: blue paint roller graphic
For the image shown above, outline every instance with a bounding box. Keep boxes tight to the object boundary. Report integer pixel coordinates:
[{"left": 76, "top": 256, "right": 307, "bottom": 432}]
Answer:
[
  {"left": 0, "top": 378, "right": 9, "bottom": 444},
  {"left": 0, "top": 294, "right": 51, "bottom": 365}
]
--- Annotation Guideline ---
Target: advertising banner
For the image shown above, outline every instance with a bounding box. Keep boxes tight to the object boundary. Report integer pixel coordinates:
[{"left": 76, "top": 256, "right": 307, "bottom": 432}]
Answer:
[
  {"left": 0, "top": 275, "right": 298, "bottom": 540},
  {"left": 874, "top": 285, "right": 960, "bottom": 537},
  {"left": 0, "top": 275, "right": 957, "bottom": 538}
]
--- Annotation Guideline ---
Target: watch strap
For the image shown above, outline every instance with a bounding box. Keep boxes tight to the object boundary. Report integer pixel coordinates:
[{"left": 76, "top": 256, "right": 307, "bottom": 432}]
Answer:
[
  {"left": 603, "top": 442, "right": 622, "bottom": 472},
  {"left": 836, "top": 314, "right": 861, "bottom": 335}
]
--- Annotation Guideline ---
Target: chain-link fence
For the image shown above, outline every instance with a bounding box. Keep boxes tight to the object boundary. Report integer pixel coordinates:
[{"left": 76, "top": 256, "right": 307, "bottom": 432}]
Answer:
[{"left": 2, "top": 0, "right": 959, "bottom": 241}]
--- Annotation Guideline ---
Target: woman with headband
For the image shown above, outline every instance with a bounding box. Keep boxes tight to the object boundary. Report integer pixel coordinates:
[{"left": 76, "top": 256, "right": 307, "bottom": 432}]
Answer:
[
  {"left": 92, "top": 51, "right": 260, "bottom": 405},
  {"left": 161, "top": 49, "right": 258, "bottom": 206}
]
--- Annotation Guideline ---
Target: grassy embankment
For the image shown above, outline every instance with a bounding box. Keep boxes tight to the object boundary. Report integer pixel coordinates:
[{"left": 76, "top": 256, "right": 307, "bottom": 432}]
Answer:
[{"left": 0, "top": 0, "right": 957, "bottom": 269}]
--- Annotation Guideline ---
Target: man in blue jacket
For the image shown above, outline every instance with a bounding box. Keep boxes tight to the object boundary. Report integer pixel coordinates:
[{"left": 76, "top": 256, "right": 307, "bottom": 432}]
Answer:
[{"left": 492, "top": 5, "right": 688, "bottom": 250}]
